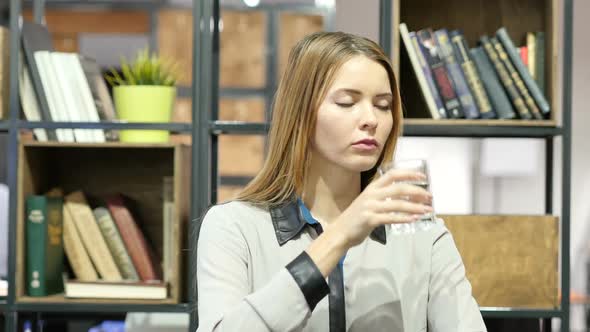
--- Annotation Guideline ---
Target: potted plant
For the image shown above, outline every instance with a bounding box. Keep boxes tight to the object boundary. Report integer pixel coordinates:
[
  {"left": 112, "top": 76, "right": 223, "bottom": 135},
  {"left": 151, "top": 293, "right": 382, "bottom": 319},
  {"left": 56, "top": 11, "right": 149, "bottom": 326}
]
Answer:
[{"left": 106, "top": 48, "right": 179, "bottom": 143}]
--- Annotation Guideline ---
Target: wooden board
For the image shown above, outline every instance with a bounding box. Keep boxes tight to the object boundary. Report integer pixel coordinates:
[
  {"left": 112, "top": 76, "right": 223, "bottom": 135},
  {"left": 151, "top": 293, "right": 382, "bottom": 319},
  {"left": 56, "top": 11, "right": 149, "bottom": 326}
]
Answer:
[
  {"left": 158, "top": 9, "right": 194, "bottom": 86},
  {"left": 220, "top": 10, "right": 266, "bottom": 88},
  {"left": 278, "top": 12, "right": 324, "bottom": 80},
  {"left": 440, "top": 214, "right": 558, "bottom": 308}
]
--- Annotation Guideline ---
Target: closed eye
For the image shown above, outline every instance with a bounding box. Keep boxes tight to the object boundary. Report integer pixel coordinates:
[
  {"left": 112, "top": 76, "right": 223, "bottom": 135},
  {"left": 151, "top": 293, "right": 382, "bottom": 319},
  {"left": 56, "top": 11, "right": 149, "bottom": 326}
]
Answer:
[
  {"left": 375, "top": 104, "right": 391, "bottom": 111},
  {"left": 336, "top": 102, "right": 355, "bottom": 108}
]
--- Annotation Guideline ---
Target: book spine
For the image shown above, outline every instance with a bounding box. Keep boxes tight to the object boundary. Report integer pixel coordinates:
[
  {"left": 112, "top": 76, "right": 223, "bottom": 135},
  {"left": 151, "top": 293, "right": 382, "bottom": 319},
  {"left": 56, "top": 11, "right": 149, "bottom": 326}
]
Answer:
[
  {"left": 26, "top": 196, "right": 47, "bottom": 296},
  {"left": 398, "top": 23, "right": 442, "bottom": 119},
  {"left": 0, "top": 27, "right": 8, "bottom": 119},
  {"left": 106, "top": 195, "right": 161, "bottom": 281},
  {"left": 435, "top": 29, "right": 479, "bottom": 119},
  {"left": 63, "top": 207, "right": 98, "bottom": 281},
  {"left": 94, "top": 207, "right": 140, "bottom": 281},
  {"left": 410, "top": 33, "right": 447, "bottom": 119},
  {"left": 535, "top": 32, "right": 546, "bottom": 95},
  {"left": 480, "top": 36, "right": 532, "bottom": 119},
  {"left": 417, "top": 28, "right": 464, "bottom": 118},
  {"left": 527, "top": 32, "right": 537, "bottom": 80},
  {"left": 495, "top": 28, "right": 549, "bottom": 118},
  {"left": 470, "top": 47, "right": 516, "bottom": 119},
  {"left": 65, "top": 191, "right": 123, "bottom": 281},
  {"left": 450, "top": 31, "right": 496, "bottom": 119},
  {"left": 45, "top": 196, "right": 64, "bottom": 294},
  {"left": 490, "top": 37, "right": 543, "bottom": 120}
]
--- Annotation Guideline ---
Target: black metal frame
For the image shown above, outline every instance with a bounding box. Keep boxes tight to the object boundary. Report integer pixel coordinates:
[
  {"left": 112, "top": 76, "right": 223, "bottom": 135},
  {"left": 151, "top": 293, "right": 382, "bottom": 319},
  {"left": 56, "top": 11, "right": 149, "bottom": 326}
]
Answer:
[{"left": 2, "top": 0, "right": 574, "bottom": 331}]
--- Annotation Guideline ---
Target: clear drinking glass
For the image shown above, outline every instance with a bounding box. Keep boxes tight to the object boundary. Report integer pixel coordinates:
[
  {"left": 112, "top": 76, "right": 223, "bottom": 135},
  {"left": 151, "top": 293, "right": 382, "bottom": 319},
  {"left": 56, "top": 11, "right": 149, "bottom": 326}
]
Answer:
[{"left": 378, "top": 159, "right": 438, "bottom": 234}]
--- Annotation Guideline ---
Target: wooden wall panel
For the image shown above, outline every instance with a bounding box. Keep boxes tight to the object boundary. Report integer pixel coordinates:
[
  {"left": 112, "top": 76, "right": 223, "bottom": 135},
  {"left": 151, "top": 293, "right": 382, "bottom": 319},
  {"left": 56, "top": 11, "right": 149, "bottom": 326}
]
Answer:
[
  {"left": 219, "top": 98, "right": 265, "bottom": 122},
  {"left": 24, "top": 9, "right": 150, "bottom": 34},
  {"left": 278, "top": 13, "right": 323, "bottom": 80},
  {"left": 220, "top": 10, "right": 266, "bottom": 88},
  {"left": 219, "top": 135, "right": 265, "bottom": 176},
  {"left": 158, "top": 9, "right": 194, "bottom": 86},
  {"left": 441, "top": 214, "right": 558, "bottom": 308}
]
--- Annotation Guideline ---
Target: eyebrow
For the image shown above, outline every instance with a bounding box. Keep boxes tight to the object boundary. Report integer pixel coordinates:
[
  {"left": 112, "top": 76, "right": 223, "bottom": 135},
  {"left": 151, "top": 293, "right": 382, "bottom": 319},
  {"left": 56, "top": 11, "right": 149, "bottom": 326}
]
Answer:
[{"left": 334, "top": 88, "right": 393, "bottom": 99}]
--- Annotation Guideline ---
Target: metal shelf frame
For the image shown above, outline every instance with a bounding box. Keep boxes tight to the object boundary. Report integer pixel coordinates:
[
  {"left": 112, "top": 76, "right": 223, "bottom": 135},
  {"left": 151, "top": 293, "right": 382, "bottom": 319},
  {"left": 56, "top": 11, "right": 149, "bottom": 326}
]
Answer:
[{"left": 2, "top": 0, "right": 573, "bottom": 331}]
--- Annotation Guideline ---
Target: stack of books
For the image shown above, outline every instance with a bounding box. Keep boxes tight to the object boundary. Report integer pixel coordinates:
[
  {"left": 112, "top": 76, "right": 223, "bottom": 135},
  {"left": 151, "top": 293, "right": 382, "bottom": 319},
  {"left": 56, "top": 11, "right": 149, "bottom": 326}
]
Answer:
[
  {"left": 400, "top": 23, "right": 550, "bottom": 121},
  {"left": 25, "top": 178, "right": 175, "bottom": 300}
]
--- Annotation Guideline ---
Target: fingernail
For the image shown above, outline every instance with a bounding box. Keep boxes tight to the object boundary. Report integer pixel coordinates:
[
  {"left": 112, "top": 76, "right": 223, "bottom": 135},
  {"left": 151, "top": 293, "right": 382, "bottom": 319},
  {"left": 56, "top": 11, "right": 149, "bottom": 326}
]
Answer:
[{"left": 423, "top": 206, "right": 433, "bottom": 212}]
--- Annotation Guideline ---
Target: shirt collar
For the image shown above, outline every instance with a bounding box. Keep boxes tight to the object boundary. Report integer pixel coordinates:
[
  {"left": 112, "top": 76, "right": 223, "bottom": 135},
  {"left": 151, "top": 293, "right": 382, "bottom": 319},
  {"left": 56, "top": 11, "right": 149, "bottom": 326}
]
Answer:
[{"left": 269, "top": 197, "right": 387, "bottom": 246}]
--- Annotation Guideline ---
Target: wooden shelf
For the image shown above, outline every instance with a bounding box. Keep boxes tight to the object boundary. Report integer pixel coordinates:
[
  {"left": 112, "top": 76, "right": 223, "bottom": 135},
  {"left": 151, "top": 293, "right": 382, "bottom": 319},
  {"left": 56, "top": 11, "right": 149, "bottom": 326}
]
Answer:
[
  {"left": 16, "top": 295, "right": 188, "bottom": 313},
  {"left": 393, "top": 0, "right": 559, "bottom": 123},
  {"left": 15, "top": 143, "right": 192, "bottom": 305}
]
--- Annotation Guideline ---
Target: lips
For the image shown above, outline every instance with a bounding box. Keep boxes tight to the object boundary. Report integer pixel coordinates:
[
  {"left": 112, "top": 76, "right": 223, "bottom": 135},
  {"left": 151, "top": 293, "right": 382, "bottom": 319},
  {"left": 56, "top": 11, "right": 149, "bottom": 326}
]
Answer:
[{"left": 352, "top": 138, "right": 378, "bottom": 147}]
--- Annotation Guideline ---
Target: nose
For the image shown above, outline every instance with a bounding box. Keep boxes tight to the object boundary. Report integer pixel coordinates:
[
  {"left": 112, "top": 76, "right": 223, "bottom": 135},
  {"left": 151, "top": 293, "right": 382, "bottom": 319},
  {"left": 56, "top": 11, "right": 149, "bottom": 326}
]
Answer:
[{"left": 359, "top": 101, "right": 378, "bottom": 130}]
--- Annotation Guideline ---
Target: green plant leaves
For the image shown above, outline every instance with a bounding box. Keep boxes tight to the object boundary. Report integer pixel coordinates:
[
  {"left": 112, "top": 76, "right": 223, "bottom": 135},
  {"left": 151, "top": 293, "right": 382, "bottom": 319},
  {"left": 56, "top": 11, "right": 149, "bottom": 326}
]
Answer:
[{"left": 104, "top": 47, "right": 179, "bottom": 87}]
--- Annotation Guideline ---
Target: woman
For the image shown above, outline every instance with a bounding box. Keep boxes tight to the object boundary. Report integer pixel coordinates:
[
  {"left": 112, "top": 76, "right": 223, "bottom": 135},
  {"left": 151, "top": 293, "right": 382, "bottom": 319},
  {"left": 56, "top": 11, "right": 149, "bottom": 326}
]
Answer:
[{"left": 196, "top": 32, "right": 486, "bottom": 332}]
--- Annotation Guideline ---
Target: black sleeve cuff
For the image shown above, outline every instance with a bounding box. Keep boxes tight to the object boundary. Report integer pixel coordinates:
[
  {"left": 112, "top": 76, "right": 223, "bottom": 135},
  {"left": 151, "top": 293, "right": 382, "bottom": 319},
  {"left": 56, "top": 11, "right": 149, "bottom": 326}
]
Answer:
[{"left": 285, "top": 251, "right": 330, "bottom": 311}]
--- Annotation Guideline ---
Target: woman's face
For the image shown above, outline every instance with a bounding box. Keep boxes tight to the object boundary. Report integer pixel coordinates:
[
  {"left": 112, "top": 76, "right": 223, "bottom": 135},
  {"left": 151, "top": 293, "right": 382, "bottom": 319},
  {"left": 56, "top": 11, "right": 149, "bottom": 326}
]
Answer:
[{"left": 311, "top": 55, "right": 394, "bottom": 173}]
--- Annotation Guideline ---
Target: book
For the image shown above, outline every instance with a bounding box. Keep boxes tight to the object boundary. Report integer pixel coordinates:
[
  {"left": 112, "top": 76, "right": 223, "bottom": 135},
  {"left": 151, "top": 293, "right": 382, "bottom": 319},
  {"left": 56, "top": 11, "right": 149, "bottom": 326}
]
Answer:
[
  {"left": 490, "top": 37, "right": 543, "bottom": 120},
  {"left": 21, "top": 22, "right": 58, "bottom": 141},
  {"left": 34, "top": 50, "right": 75, "bottom": 142},
  {"left": 434, "top": 29, "right": 479, "bottom": 119},
  {"left": 534, "top": 32, "right": 545, "bottom": 95},
  {"left": 495, "top": 28, "right": 549, "bottom": 118},
  {"left": 450, "top": 30, "right": 495, "bottom": 119},
  {"left": 63, "top": 275, "right": 167, "bottom": 300},
  {"left": 162, "top": 176, "right": 175, "bottom": 284},
  {"left": 480, "top": 36, "right": 532, "bottom": 119},
  {"left": 410, "top": 32, "right": 447, "bottom": 119},
  {"left": 65, "top": 191, "right": 122, "bottom": 281},
  {"left": 0, "top": 26, "right": 8, "bottom": 119},
  {"left": 94, "top": 207, "right": 139, "bottom": 281},
  {"left": 519, "top": 46, "right": 528, "bottom": 67},
  {"left": 399, "top": 23, "right": 444, "bottom": 119},
  {"left": 417, "top": 28, "right": 464, "bottom": 118},
  {"left": 19, "top": 50, "right": 48, "bottom": 141},
  {"left": 527, "top": 32, "right": 536, "bottom": 80},
  {"left": 106, "top": 194, "right": 162, "bottom": 282},
  {"left": 78, "top": 55, "right": 118, "bottom": 141},
  {"left": 63, "top": 206, "right": 98, "bottom": 281},
  {"left": 470, "top": 46, "right": 516, "bottom": 119},
  {"left": 26, "top": 195, "right": 64, "bottom": 296}
]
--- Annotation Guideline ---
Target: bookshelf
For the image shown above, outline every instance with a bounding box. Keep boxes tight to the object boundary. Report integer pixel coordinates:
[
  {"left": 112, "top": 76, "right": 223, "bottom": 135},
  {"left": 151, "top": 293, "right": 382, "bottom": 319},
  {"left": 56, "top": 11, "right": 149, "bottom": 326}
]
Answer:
[
  {"left": 3, "top": 0, "right": 198, "bottom": 331},
  {"left": 384, "top": 0, "right": 570, "bottom": 329}
]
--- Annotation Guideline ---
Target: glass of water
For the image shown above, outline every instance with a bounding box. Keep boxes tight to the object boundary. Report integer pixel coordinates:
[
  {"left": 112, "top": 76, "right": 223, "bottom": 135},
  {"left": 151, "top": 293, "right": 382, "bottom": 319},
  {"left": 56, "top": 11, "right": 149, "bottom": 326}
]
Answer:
[{"left": 378, "top": 159, "right": 438, "bottom": 234}]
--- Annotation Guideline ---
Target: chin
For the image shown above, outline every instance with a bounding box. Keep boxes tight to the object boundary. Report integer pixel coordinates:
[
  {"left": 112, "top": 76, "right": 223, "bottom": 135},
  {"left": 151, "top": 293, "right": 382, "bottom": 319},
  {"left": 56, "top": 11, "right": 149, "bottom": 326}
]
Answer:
[{"left": 346, "top": 156, "right": 380, "bottom": 173}]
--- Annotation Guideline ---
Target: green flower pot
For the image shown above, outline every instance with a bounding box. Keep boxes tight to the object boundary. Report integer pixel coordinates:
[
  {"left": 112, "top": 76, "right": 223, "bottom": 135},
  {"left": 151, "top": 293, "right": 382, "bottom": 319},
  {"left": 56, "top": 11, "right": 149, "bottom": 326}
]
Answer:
[{"left": 114, "top": 85, "right": 176, "bottom": 143}]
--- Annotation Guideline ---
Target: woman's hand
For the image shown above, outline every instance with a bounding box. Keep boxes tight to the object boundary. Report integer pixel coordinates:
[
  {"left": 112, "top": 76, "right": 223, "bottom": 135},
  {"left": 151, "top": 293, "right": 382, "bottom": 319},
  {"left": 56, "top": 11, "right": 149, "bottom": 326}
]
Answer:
[
  {"left": 333, "top": 169, "right": 433, "bottom": 248},
  {"left": 305, "top": 169, "right": 433, "bottom": 277}
]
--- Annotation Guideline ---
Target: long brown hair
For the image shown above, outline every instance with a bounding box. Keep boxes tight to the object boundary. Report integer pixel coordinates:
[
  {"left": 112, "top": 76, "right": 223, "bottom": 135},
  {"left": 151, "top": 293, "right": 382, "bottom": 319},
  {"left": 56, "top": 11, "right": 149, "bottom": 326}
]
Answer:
[{"left": 236, "top": 31, "right": 403, "bottom": 207}]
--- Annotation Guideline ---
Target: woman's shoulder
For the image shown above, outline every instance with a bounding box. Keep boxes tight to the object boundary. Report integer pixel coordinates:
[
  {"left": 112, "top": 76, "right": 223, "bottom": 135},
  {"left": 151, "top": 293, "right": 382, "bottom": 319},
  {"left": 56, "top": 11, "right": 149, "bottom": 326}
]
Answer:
[{"left": 201, "top": 200, "right": 269, "bottom": 227}]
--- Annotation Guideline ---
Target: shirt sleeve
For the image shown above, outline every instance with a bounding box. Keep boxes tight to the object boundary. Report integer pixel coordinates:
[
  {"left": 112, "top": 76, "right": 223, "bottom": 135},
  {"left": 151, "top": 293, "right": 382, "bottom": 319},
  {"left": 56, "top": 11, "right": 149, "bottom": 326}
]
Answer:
[
  {"left": 196, "top": 205, "right": 329, "bottom": 332},
  {"left": 427, "top": 224, "right": 488, "bottom": 332}
]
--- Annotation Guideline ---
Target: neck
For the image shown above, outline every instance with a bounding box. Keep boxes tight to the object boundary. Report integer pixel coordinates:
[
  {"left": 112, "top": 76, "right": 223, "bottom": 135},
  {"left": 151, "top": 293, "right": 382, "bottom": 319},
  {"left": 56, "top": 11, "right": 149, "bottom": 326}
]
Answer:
[{"left": 302, "top": 158, "right": 361, "bottom": 225}]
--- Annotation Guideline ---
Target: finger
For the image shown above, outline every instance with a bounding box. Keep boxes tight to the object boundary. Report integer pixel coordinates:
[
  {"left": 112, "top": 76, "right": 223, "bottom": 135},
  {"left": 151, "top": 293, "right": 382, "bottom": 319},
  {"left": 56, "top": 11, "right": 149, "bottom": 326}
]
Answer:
[
  {"left": 370, "top": 212, "right": 421, "bottom": 226},
  {"left": 378, "top": 183, "right": 433, "bottom": 204},
  {"left": 375, "top": 198, "right": 433, "bottom": 215},
  {"left": 374, "top": 169, "right": 426, "bottom": 188}
]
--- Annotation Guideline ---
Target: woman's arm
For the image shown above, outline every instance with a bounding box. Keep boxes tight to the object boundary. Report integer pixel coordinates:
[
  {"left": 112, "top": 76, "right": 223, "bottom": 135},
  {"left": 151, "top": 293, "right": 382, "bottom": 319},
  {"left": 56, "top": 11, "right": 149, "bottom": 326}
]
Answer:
[
  {"left": 427, "top": 225, "right": 487, "bottom": 332},
  {"left": 196, "top": 205, "right": 329, "bottom": 332}
]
